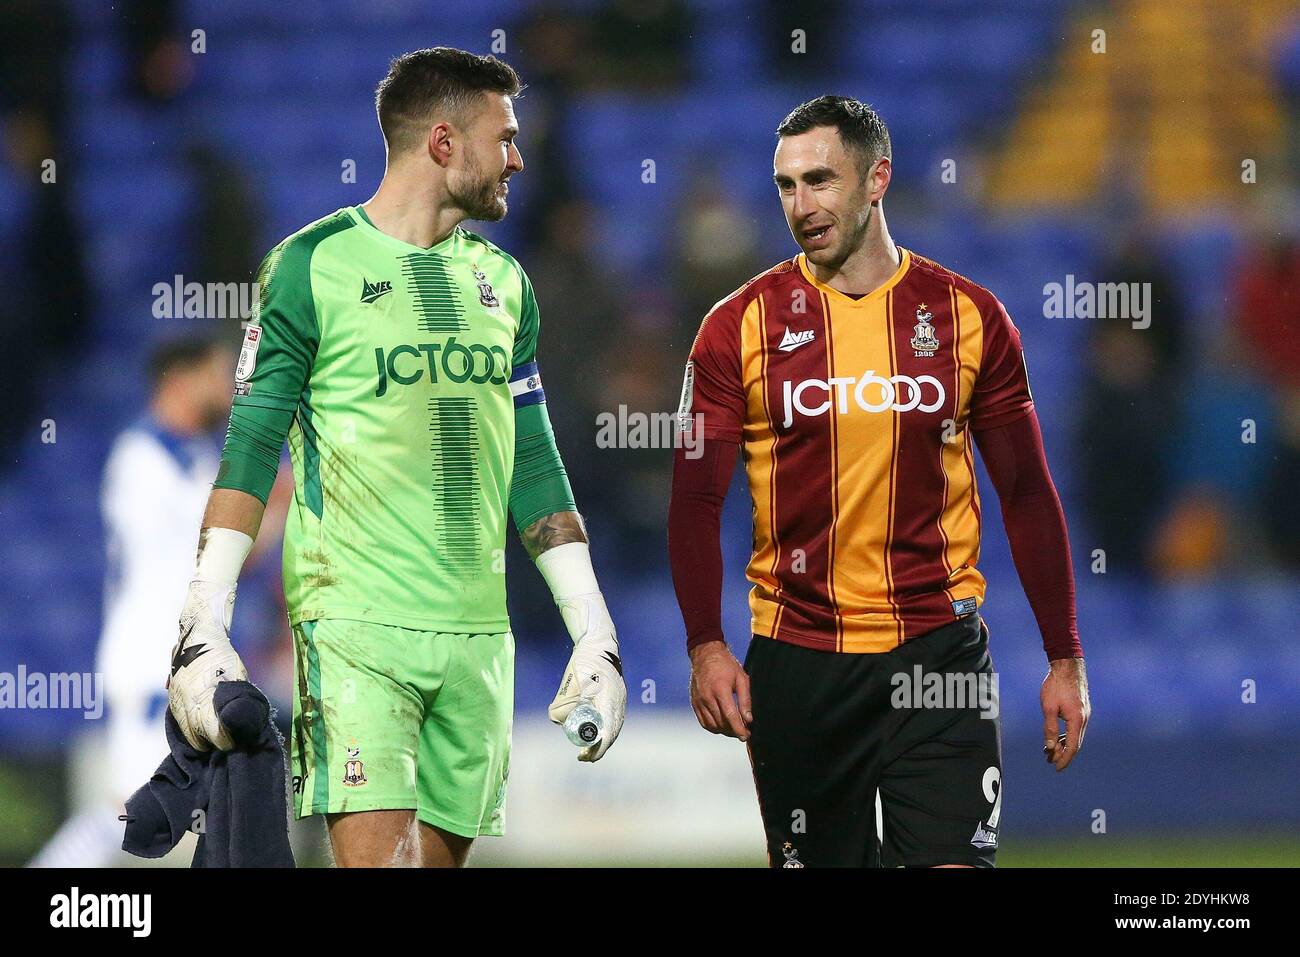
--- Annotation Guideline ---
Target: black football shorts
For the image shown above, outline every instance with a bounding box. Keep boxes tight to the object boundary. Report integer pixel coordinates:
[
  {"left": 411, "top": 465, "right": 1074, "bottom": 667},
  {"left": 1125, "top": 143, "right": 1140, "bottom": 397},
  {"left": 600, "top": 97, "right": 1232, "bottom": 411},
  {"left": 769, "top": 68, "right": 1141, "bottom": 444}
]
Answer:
[{"left": 744, "top": 613, "right": 1003, "bottom": 868}]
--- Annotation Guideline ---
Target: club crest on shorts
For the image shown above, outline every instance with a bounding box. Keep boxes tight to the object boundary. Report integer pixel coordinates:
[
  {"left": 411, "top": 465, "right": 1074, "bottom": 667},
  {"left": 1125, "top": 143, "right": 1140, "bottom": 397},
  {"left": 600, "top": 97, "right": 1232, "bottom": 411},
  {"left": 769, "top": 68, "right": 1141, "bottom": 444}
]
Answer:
[
  {"left": 781, "top": 842, "right": 805, "bottom": 868},
  {"left": 473, "top": 266, "right": 500, "bottom": 308},
  {"left": 342, "top": 745, "right": 368, "bottom": 787},
  {"left": 910, "top": 303, "right": 940, "bottom": 357}
]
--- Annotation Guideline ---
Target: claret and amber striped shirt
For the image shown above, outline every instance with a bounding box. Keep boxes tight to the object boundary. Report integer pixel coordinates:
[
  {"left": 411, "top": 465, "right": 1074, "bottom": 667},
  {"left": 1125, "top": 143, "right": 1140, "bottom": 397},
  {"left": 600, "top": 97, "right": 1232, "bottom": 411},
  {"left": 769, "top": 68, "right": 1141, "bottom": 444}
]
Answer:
[{"left": 679, "top": 248, "right": 1034, "bottom": 653}]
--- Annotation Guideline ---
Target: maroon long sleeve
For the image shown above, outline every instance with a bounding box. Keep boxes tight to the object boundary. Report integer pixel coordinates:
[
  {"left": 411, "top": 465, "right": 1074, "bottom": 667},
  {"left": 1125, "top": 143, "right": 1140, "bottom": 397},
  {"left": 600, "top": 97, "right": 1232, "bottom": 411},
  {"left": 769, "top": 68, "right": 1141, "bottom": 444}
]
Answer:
[
  {"left": 668, "top": 437, "right": 738, "bottom": 652},
  {"left": 973, "top": 410, "right": 1083, "bottom": 661}
]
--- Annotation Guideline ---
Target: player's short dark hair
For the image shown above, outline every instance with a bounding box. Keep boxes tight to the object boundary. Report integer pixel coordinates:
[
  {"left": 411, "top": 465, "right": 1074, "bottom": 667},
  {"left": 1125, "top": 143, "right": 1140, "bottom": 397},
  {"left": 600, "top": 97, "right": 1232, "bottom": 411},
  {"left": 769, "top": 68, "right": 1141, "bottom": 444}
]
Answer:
[
  {"left": 375, "top": 47, "right": 523, "bottom": 154},
  {"left": 776, "top": 95, "right": 892, "bottom": 178},
  {"left": 148, "top": 336, "right": 223, "bottom": 388}
]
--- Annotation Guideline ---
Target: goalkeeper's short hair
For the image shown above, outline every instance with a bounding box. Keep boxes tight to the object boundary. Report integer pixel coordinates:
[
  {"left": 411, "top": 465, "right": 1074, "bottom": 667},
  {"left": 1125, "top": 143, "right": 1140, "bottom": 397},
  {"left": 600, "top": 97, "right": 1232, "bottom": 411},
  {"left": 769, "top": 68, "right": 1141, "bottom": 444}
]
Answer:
[{"left": 375, "top": 47, "right": 523, "bottom": 154}]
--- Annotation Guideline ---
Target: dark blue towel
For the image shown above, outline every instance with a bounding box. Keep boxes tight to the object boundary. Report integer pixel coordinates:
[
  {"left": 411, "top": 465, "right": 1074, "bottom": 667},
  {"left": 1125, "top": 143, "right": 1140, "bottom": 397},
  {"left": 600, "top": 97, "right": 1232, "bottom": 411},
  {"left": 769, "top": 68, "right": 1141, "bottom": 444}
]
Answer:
[{"left": 122, "top": 680, "right": 295, "bottom": 868}]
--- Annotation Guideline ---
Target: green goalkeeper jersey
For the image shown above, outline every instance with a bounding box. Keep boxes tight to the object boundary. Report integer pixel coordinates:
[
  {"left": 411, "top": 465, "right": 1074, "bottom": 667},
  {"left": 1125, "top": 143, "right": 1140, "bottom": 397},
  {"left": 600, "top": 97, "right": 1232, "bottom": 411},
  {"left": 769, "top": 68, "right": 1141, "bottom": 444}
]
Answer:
[{"left": 219, "top": 205, "right": 567, "bottom": 633}]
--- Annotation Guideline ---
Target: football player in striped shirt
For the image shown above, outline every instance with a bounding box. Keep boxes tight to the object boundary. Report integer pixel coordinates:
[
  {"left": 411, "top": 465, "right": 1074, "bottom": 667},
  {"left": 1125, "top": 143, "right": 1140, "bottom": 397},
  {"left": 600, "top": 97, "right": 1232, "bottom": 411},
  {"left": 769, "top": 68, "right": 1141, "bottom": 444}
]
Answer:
[{"left": 668, "top": 96, "right": 1090, "bottom": 867}]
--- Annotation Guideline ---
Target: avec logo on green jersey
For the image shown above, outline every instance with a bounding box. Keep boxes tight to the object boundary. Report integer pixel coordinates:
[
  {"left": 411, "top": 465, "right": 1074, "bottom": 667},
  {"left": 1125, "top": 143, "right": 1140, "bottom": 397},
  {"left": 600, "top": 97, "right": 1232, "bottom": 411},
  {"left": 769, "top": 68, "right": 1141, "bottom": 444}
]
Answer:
[
  {"left": 374, "top": 340, "right": 509, "bottom": 396},
  {"left": 360, "top": 277, "right": 393, "bottom": 303}
]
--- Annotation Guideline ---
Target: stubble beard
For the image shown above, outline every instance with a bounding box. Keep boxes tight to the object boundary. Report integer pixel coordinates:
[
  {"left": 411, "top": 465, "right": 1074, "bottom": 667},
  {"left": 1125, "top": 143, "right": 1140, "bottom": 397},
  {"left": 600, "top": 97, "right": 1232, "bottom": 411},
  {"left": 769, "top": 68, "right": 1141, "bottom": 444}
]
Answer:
[
  {"left": 453, "top": 153, "right": 509, "bottom": 222},
  {"left": 810, "top": 192, "right": 875, "bottom": 271}
]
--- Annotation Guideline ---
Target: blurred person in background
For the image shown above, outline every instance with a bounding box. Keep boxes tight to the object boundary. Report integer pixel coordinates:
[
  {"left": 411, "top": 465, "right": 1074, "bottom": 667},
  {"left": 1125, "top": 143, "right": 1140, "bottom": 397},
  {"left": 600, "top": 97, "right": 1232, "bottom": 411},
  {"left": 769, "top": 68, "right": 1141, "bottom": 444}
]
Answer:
[
  {"left": 1144, "top": 206, "right": 1294, "bottom": 579},
  {"left": 29, "top": 338, "right": 236, "bottom": 867},
  {"left": 524, "top": 200, "right": 646, "bottom": 556},
  {"left": 184, "top": 140, "right": 262, "bottom": 317},
  {"left": 674, "top": 168, "right": 767, "bottom": 340},
  {"left": 118, "top": 0, "right": 193, "bottom": 103},
  {"left": 1077, "top": 232, "right": 1187, "bottom": 575},
  {"left": 524, "top": 200, "right": 624, "bottom": 439},
  {"left": 1077, "top": 319, "right": 1175, "bottom": 574},
  {"left": 0, "top": 0, "right": 89, "bottom": 464},
  {"left": 506, "top": 11, "right": 586, "bottom": 244},
  {"left": 0, "top": 1, "right": 71, "bottom": 132},
  {"left": 1262, "top": 388, "right": 1300, "bottom": 567},
  {"left": 584, "top": 0, "right": 693, "bottom": 91},
  {"left": 1228, "top": 212, "right": 1300, "bottom": 570},
  {"left": 1276, "top": 18, "right": 1300, "bottom": 178},
  {"left": 1232, "top": 222, "right": 1300, "bottom": 394},
  {"left": 0, "top": 112, "right": 90, "bottom": 463},
  {"left": 589, "top": 295, "right": 682, "bottom": 566},
  {"left": 1148, "top": 331, "right": 1276, "bottom": 579}
]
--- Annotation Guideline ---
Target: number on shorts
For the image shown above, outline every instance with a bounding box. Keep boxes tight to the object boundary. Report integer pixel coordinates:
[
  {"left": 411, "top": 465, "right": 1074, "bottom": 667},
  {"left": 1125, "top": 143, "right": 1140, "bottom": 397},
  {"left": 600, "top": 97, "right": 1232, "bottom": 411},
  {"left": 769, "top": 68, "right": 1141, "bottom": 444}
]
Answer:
[{"left": 982, "top": 766, "right": 1002, "bottom": 828}]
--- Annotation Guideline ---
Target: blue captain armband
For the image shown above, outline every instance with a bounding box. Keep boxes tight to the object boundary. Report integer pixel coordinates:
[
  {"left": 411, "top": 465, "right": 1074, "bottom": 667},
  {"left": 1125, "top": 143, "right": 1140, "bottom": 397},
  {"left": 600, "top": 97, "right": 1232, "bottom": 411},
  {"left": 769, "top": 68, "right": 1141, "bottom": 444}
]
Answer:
[{"left": 510, "top": 361, "right": 546, "bottom": 408}]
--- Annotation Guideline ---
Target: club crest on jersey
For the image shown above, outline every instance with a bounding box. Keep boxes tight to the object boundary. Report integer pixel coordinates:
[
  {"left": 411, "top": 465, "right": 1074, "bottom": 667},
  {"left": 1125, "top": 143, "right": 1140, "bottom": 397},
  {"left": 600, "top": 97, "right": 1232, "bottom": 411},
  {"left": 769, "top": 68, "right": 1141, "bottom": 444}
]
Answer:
[
  {"left": 910, "top": 303, "right": 940, "bottom": 357},
  {"left": 781, "top": 842, "right": 805, "bottom": 868},
  {"left": 342, "top": 746, "right": 368, "bottom": 787},
  {"left": 473, "top": 267, "right": 500, "bottom": 308}
]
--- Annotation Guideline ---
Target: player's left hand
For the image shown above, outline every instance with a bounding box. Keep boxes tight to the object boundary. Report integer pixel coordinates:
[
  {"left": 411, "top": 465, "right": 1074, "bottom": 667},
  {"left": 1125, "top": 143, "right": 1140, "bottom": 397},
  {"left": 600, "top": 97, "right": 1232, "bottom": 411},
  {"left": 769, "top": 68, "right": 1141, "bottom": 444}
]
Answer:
[
  {"left": 168, "top": 579, "right": 249, "bottom": 751},
  {"left": 547, "top": 592, "right": 626, "bottom": 762},
  {"left": 1041, "top": 657, "right": 1089, "bottom": 771}
]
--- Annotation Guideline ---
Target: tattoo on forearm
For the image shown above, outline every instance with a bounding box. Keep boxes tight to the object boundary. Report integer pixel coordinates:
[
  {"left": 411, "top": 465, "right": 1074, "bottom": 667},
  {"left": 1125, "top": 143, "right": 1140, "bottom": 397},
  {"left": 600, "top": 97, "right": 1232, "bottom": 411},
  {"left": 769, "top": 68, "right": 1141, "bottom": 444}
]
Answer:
[{"left": 521, "top": 511, "right": 587, "bottom": 560}]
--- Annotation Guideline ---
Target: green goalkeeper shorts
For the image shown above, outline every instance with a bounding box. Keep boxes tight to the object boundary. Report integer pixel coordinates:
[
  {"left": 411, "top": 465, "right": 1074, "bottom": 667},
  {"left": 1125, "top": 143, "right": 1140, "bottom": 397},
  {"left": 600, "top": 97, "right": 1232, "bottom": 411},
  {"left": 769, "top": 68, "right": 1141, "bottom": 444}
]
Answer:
[{"left": 290, "top": 619, "right": 513, "bottom": 838}]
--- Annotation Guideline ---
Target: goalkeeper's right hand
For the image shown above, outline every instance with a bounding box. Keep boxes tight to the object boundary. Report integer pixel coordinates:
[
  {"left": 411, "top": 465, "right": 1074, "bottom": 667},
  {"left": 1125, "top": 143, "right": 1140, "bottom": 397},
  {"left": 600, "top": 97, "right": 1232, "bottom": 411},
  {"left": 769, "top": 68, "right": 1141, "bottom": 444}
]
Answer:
[{"left": 167, "top": 528, "right": 253, "bottom": 751}]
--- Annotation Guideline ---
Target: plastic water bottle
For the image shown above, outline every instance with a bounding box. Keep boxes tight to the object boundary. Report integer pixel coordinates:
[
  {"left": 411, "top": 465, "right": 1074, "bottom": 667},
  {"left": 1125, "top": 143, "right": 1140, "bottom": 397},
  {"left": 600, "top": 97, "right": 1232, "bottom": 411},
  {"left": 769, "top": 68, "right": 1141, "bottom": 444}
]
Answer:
[{"left": 563, "top": 700, "right": 603, "bottom": 748}]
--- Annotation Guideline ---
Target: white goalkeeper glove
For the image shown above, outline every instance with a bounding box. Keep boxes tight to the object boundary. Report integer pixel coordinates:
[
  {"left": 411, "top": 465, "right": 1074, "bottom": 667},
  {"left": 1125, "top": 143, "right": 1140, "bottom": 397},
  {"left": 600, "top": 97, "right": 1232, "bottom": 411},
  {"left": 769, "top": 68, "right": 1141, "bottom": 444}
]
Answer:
[
  {"left": 167, "top": 528, "right": 253, "bottom": 751},
  {"left": 538, "top": 542, "right": 626, "bottom": 762}
]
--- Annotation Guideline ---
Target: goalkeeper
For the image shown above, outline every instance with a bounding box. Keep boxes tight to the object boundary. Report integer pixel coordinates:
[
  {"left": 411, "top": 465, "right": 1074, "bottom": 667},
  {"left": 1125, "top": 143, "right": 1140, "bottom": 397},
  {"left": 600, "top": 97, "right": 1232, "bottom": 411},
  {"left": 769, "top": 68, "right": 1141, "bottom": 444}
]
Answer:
[{"left": 167, "top": 47, "right": 625, "bottom": 868}]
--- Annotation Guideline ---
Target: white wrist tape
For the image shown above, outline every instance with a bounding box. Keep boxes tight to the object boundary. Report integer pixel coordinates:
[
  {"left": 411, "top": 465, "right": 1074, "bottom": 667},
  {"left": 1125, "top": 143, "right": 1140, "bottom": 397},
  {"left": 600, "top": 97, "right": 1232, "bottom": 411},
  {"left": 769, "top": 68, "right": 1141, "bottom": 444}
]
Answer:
[
  {"left": 194, "top": 527, "right": 255, "bottom": 585},
  {"left": 535, "top": 541, "right": 600, "bottom": 599},
  {"left": 536, "top": 542, "right": 609, "bottom": 648}
]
